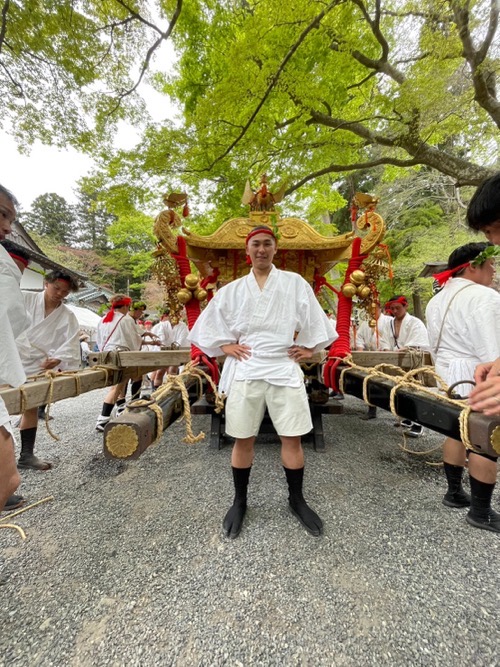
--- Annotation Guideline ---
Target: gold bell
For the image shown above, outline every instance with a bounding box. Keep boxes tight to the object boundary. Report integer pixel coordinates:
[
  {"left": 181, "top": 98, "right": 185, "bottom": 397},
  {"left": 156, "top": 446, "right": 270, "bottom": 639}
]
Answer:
[
  {"left": 194, "top": 288, "right": 208, "bottom": 301},
  {"left": 350, "top": 270, "right": 366, "bottom": 285},
  {"left": 357, "top": 285, "right": 371, "bottom": 299},
  {"left": 184, "top": 273, "right": 199, "bottom": 289},
  {"left": 177, "top": 288, "right": 192, "bottom": 304},
  {"left": 369, "top": 318, "right": 377, "bottom": 328},
  {"left": 341, "top": 283, "right": 357, "bottom": 298}
]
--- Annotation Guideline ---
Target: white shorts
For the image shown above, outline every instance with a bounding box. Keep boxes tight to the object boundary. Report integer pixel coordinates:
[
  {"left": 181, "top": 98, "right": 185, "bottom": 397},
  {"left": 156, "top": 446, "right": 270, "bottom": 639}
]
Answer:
[{"left": 225, "top": 380, "right": 312, "bottom": 438}]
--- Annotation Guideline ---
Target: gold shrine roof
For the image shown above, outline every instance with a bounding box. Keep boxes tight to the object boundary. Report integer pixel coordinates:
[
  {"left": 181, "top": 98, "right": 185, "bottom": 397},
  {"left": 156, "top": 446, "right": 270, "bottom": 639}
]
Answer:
[{"left": 183, "top": 213, "right": 354, "bottom": 251}]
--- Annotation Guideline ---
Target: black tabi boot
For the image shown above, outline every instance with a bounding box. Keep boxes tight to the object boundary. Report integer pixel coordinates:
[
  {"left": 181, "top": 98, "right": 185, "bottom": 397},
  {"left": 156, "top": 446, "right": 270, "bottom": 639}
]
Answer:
[
  {"left": 18, "top": 427, "right": 52, "bottom": 470},
  {"left": 130, "top": 379, "right": 143, "bottom": 402},
  {"left": 466, "top": 475, "right": 500, "bottom": 533},
  {"left": 223, "top": 466, "right": 251, "bottom": 539},
  {"left": 284, "top": 466, "right": 323, "bottom": 537},
  {"left": 442, "top": 463, "right": 471, "bottom": 508},
  {"left": 360, "top": 405, "right": 377, "bottom": 420}
]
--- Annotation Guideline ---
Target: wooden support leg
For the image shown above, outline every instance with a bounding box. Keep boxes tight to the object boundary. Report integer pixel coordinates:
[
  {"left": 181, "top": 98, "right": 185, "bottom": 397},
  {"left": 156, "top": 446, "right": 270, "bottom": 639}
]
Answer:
[{"left": 311, "top": 406, "right": 326, "bottom": 452}]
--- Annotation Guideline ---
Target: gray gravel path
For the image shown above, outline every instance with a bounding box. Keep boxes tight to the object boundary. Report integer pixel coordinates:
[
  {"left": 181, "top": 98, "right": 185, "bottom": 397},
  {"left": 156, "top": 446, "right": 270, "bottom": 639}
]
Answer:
[{"left": 1, "top": 390, "right": 500, "bottom": 667}]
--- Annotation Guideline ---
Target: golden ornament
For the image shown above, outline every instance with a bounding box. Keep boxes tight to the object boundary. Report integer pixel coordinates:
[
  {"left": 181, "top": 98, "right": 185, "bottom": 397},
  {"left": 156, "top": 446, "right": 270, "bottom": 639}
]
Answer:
[
  {"left": 177, "top": 288, "right": 192, "bottom": 304},
  {"left": 184, "top": 273, "right": 199, "bottom": 289},
  {"left": 342, "top": 283, "right": 357, "bottom": 298},
  {"left": 491, "top": 426, "right": 500, "bottom": 455},
  {"left": 194, "top": 288, "right": 208, "bottom": 301},
  {"left": 369, "top": 318, "right": 377, "bottom": 328},
  {"left": 357, "top": 285, "right": 371, "bottom": 299},
  {"left": 350, "top": 270, "right": 366, "bottom": 285},
  {"left": 106, "top": 425, "right": 139, "bottom": 459}
]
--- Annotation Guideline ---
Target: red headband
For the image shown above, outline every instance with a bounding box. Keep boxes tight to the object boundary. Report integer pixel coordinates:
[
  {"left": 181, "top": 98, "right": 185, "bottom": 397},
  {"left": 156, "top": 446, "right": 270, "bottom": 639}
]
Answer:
[
  {"left": 386, "top": 296, "right": 408, "bottom": 308},
  {"left": 102, "top": 297, "right": 132, "bottom": 323},
  {"left": 9, "top": 253, "right": 29, "bottom": 268},
  {"left": 245, "top": 228, "right": 277, "bottom": 245},
  {"left": 432, "top": 262, "right": 470, "bottom": 286}
]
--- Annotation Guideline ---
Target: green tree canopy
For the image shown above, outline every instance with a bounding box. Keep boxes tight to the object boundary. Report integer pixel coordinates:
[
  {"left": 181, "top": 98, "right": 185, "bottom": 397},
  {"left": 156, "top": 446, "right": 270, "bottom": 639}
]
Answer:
[
  {"left": 92, "top": 0, "right": 499, "bottom": 224},
  {"left": 21, "top": 192, "right": 76, "bottom": 244}
]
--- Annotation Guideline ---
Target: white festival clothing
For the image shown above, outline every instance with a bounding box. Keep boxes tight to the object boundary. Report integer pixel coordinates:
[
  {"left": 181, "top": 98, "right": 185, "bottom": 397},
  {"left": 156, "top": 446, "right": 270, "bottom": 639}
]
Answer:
[
  {"left": 172, "top": 322, "right": 189, "bottom": 348},
  {"left": 16, "top": 291, "right": 81, "bottom": 376},
  {"left": 426, "top": 277, "right": 500, "bottom": 396},
  {"left": 152, "top": 320, "right": 173, "bottom": 347},
  {"left": 356, "top": 313, "right": 393, "bottom": 351},
  {"left": 225, "top": 380, "right": 312, "bottom": 438},
  {"left": 96, "top": 311, "right": 142, "bottom": 352},
  {"left": 379, "top": 312, "right": 429, "bottom": 351},
  {"left": 0, "top": 246, "right": 30, "bottom": 388},
  {"left": 188, "top": 265, "right": 337, "bottom": 395}
]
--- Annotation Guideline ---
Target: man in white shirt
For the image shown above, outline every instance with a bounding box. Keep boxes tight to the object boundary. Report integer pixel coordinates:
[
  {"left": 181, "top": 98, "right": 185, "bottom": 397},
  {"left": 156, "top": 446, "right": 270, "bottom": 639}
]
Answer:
[
  {"left": 0, "top": 185, "right": 29, "bottom": 510},
  {"left": 189, "top": 225, "right": 337, "bottom": 538},
  {"left": 16, "top": 270, "right": 81, "bottom": 470},
  {"left": 426, "top": 242, "right": 500, "bottom": 524},
  {"left": 356, "top": 303, "right": 393, "bottom": 419},
  {"left": 95, "top": 294, "right": 142, "bottom": 431},
  {"left": 380, "top": 294, "right": 430, "bottom": 437}
]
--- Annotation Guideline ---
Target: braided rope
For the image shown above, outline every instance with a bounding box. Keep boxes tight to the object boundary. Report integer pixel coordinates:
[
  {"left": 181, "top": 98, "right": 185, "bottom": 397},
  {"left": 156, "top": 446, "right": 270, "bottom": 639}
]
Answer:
[{"left": 335, "top": 357, "right": 477, "bottom": 452}]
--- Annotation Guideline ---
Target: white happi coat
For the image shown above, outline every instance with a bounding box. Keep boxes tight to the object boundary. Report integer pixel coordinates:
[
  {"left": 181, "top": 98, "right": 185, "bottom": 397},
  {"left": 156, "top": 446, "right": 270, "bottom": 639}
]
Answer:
[
  {"left": 356, "top": 313, "right": 393, "bottom": 351},
  {"left": 172, "top": 322, "right": 189, "bottom": 347},
  {"left": 379, "top": 312, "right": 429, "bottom": 351},
  {"left": 0, "top": 247, "right": 29, "bottom": 427},
  {"left": 426, "top": 277, "right": 500, "bottom": 396},
  {"left": 16, "top": 291, "right": 81, "bottom": 376},
  {"left": 188, "top": 266, "right": 337, "bottom": 394},
  {"left": 152, "top": 320, "right": 173, "bottom": 347},
  {"left": 0, "top": 246, "right": 30, "bottom": 389},
  {"left": 96, "top": 311, "right": 142, "bottom": 352}
]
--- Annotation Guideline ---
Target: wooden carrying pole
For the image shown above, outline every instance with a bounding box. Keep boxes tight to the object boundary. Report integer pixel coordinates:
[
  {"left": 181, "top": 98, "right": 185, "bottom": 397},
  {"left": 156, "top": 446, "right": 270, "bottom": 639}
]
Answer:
[
  {"left": 0, "top": 366, "right": 157, "bottom": 415},
  {"left": 103, "top": 376, "right": 200, "bottom": 460},
  {"left": 336, "top": 365, "right": 500, "bottom": 458}
]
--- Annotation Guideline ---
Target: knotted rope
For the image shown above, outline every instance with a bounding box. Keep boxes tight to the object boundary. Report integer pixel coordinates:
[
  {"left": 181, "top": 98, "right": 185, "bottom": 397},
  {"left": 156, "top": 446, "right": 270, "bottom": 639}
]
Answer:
[
  {"left": 336, "top": 356, "right": 478, "bottom": 454},
  {"left": 128, "top": 361, "right": 225, "bottom": 445}
]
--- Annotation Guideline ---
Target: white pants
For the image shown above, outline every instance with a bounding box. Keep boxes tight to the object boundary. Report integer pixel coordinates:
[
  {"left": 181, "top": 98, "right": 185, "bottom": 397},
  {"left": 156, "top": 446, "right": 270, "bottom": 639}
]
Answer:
[{"left": 225, "top": 380, "right": 312, "bottom": 438}]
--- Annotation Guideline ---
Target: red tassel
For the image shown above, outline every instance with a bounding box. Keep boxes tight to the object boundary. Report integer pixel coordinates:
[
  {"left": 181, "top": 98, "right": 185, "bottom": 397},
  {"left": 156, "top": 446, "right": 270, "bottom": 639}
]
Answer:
[{"left": 182, "top": 204, "right": 189, "bottom": 218}]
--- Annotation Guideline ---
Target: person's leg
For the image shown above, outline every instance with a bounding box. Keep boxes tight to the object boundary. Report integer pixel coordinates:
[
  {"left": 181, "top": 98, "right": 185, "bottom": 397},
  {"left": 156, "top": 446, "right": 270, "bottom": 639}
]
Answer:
[
  {"left": 442, "top": 437, "right": 470, "bottom": 507},
  {"left": 223, "top": 437, "right": 255, "bottom": 539},
  {"left": 360, "top": 405, "right": 377, "bottom": 420},
  {"left": 466, "top": 451, "right": 499, "bottom": 532},
  {"left": 18, "top": 407, "right": 52, "bottom": 470},
  {"left": 152, "top": 369, "right": 167, "bottom": 389},
  {"left": 0, "top": 425, "right": 22, "bottom": 511},
  {"left": 96, "top": 382, "right": 126, "bottom": 431},
  {"left": 281, "top": 436, "right": 323, "bottom": 536}
]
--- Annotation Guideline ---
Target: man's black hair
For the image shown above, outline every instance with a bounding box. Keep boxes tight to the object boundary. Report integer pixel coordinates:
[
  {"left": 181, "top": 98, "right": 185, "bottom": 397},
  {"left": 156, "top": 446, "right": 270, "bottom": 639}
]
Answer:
[
  {"left": 467, "top": 173, "right": 500, "bottom": 230},
  {"left": 0, "top": 240, "right": 30, "bottom": 262},
  {"left": 131, "top": 300, "right": 147, "bottom": 310},
  {"left": 0, "top": 184, "right": 19, "bottom": 211},
  {"left": 447, "top": 242, "right": 492, "bottom": 271},
  {"left": 45, "top": 270, "right": 79, "bottom": 292}
]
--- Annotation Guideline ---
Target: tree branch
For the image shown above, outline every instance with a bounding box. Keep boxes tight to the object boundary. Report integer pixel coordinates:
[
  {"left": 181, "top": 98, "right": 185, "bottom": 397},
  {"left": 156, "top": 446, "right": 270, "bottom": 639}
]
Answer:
[
  {"left": 451, "top": 0, "right": 500, "bottom": 129},
  {"left": 0, "top": 0, "right": 9, "bottom": 55},
  {"left": 107, "top": 0, "right": 183, "bottom": 115},
  {"left": 202, "top": 0, "right": 342, "bottom": 171}
]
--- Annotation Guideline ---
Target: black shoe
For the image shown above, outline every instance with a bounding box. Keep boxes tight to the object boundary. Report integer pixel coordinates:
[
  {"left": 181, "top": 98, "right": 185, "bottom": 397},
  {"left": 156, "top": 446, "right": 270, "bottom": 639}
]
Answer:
[
  {"left": 289, "top": 499, "right": 323, "bottom": 536},
  {"left": 466, "top": 508, "right": 500, "bottom": 533},
  {"left": 406, "top": 423, "right": 424, "bottom": 438},
  {"left": 2, "top": 494, "right": 25, "bottom": 512},
  {"left": 223, "top": 501, "right": 247, "bottom": 539},
  {"left": 442, "top": 490, "right": 471, "bottom": 508}
]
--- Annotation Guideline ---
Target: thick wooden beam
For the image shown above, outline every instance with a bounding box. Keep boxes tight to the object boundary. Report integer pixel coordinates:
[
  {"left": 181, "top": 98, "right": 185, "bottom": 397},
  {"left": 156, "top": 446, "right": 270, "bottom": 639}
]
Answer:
[
  {"left": 351, "top": 350, "right": 433, "bottom": 370},
  {"left": 88, "top": 349, "right": 192, "bottom": 368},
  {"left": 103, "top": 377, "right": 200, "bottom": 460},
  {"left": 0, "top": 366, "right": 155, "bottom": 415},
  {"left": 336, "top": 366, "right": 500, "bottom": 457}
]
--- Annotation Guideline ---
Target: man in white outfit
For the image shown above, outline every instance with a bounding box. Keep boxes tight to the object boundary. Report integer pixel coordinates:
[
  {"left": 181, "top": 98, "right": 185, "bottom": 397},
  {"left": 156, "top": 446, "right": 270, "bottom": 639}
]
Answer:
[
  {"left": 0, "top": 185, "right": 29, "bottom": 509},
  {"left": 16, "top": 270, "right": 81, "bottom": 469},
  {"left": 426, "top": 242, "right": 500, "bottom": 527},
  {"left": 189, "top": 225, "right": 337, "bottom": 538},
  {"left": 379, "top": 294, "right": 430, "bottom": 437},
  {"left": 95, "top": 294, "right": 142, "bottom": 431}
]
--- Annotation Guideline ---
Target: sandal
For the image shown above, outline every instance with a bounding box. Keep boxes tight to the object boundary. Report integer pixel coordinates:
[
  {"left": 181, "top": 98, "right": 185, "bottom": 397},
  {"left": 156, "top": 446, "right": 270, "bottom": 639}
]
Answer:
[
  {"left": 2, "top": 494, "right": 25, "bottom": 512},
  {"left": 18, "top": 454, "right": 53, "bottom": 471}
]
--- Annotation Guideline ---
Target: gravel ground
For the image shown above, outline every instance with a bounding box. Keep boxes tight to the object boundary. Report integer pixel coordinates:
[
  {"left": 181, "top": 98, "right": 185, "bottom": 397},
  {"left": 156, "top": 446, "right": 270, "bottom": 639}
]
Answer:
[{"left": 1, "top": 389, "right": 500, "bottom": 667}]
